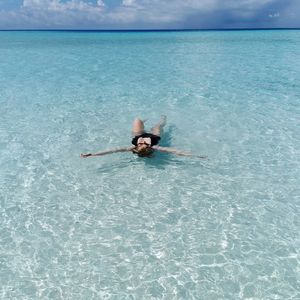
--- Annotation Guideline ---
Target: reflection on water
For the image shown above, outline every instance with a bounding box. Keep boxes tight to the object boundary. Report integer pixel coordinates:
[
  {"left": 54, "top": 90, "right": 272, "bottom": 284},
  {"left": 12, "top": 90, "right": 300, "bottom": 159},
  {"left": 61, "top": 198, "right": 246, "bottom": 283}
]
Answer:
[{"left": 0, "top": 30, "right": 299, "bottom": 299}]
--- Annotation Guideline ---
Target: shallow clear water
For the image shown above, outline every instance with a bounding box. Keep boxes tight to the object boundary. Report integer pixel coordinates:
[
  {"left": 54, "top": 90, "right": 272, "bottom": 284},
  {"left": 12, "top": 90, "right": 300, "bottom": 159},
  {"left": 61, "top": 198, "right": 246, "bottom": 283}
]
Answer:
[{"left": 0, "top": 30, "right": 299, "bottom": 299}]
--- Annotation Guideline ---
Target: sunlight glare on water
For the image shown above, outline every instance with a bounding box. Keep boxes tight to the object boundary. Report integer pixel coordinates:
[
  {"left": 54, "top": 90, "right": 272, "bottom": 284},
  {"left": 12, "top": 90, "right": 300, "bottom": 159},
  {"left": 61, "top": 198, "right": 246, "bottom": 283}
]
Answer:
[{"left": 0, "top": 30, "right": 299, "bottom": 299}]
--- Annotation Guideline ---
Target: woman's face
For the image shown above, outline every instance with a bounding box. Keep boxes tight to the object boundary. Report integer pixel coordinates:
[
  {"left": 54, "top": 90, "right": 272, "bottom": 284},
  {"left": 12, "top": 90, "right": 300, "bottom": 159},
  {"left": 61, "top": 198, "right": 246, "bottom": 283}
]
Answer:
[
  {"left": 137, "top": 137, "right": 151, "bottom": 151},
  {"left": 137, "top": 137, "right": 151, "bottom": 147}
]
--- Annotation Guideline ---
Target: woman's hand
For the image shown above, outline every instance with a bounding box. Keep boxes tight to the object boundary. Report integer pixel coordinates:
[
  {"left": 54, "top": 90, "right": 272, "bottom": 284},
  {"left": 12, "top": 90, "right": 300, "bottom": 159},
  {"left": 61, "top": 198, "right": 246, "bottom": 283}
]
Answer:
[{"left": 80, "top": 153, "right": 92, "bottom": 158}]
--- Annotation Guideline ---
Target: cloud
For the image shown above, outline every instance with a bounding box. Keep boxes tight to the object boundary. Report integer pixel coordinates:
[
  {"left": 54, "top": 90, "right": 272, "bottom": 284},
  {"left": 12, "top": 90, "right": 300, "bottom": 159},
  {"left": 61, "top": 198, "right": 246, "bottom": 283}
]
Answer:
[
  {"left": 0, "top": 0, "right": 107, "bottom": 28},
  {"left": 164, "top": 0, "right": 296, "bottom": 29},
  {"left": 122, "top": 0, "right": 136, "bottom": 7},
  {"left": 22, "top": 0, "right": 105, "bottom": 12},
  {"left": 0, "top": 0, "right": 299, "bottom": 29},
  {"left": 269, "top": 12, "right": 280, "bottom": 18}
]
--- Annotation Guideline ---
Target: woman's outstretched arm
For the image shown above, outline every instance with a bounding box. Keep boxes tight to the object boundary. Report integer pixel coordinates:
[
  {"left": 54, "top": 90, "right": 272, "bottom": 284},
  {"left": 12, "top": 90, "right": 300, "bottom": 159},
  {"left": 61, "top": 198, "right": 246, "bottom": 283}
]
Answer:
[
  {"left": 152, "top": 146, "right": 207, "bottom": 158},
  {"left": 81, "top": 146, "right": 135, "bottom": 158}
]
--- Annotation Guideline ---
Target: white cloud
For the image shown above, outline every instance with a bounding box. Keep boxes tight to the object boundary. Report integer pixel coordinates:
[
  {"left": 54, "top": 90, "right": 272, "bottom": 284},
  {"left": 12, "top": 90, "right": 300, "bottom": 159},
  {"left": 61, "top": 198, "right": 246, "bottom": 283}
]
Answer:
[
  {"left": 97, "top": 0, "right": 104, "bottom": 6},
  {"left": 23, "top": 0, "right": 48, "bottom": 8},
  {"left": 122, "top": 0, "right": 136, "bottom": 7},
  {"left": 0, "top": 0, "right": 298, "bottom": 29},
  {"left": 269, "top": 12, "right": 280, "bottom": 18},
  {"left": 23, "top": 0, "right": 105, "bottom": 12}
]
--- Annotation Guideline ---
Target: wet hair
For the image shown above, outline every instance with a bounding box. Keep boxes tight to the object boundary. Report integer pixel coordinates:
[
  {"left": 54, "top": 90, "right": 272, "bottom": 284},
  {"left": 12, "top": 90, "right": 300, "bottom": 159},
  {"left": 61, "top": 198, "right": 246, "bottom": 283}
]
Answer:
[{"left": 134, "top": 146, "right": 154, "bottom": 157}]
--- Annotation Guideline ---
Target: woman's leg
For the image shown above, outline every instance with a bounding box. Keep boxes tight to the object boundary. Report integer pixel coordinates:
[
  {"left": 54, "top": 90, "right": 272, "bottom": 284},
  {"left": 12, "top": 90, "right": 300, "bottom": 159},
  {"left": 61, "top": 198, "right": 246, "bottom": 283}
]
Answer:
[
  {"left": 151, "top": 115, "right": 167, "bottom": 137},
  {"left": 132, "top": 118, "right": 145, "bottom": 137}
]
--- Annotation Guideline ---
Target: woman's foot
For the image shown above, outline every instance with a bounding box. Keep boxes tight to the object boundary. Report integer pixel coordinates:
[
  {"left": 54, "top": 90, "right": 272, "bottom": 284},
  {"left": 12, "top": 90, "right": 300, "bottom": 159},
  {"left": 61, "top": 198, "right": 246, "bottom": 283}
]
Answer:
[{"left": 159, "top": 115, "right": 167, "bottom": 127}]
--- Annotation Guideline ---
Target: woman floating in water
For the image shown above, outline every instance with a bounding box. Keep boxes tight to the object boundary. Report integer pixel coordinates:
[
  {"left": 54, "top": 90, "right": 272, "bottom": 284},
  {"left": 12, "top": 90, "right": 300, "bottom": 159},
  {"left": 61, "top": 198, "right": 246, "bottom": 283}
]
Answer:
[{"left": 81, "top": 116, "right": 206, "bottom": 158}]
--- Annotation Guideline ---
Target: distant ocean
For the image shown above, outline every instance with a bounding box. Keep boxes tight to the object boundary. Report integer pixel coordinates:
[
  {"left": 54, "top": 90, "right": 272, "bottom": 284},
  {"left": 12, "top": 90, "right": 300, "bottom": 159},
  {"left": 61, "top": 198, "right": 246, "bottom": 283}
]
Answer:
[{"left": 0, "top": 30, "right": 299, "bottom": 299}]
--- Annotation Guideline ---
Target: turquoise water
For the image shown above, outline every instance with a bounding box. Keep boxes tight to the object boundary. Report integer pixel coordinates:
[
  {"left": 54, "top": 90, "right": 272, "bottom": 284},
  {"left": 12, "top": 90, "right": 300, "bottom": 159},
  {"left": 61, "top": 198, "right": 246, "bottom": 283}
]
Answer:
[{"left": 0, "top": 30, "right": 299, "bottom": 299}]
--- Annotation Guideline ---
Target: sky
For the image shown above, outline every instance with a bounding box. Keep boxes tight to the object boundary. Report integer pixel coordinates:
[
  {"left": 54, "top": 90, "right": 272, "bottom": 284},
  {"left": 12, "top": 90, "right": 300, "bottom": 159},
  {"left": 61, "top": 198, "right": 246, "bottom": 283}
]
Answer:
[{"left": 0, "top": 0, "right": 299, "bottom": 30}]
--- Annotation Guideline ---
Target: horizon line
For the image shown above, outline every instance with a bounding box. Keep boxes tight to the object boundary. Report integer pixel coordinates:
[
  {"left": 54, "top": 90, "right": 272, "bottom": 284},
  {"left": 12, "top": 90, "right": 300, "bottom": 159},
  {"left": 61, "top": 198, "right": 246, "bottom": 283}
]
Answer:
[{"left": 0, "top": 27, "right": 300, "bottom": 32}]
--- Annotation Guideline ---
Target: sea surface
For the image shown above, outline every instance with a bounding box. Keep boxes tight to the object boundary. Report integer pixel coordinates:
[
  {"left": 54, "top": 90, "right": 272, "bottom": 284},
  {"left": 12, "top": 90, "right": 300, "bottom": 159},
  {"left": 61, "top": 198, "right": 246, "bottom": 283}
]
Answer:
[{"left": 0, "top": 30, "right": 299, "bottom": 299}]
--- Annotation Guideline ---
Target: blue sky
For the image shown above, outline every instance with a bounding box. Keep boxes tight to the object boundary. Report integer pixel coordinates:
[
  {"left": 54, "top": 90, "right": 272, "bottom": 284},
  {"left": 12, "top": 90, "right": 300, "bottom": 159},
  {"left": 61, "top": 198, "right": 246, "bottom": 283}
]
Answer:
[{"left": 0, "top": 0, "right": 299, "bottom": 29}]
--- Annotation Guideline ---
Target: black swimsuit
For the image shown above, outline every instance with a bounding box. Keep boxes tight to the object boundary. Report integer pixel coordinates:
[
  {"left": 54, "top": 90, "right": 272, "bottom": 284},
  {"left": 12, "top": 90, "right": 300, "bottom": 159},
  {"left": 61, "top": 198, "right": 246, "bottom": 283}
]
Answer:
[{"left": 131, "top": 133, "right": 161, "bottom": 146}]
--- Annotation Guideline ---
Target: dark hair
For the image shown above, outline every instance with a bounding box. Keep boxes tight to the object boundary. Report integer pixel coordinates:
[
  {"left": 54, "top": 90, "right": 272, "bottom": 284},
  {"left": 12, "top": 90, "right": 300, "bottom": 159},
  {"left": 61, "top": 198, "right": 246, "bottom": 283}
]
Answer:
[{"left": 136, "top": 147, "right": 154, "bottom": 157}]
